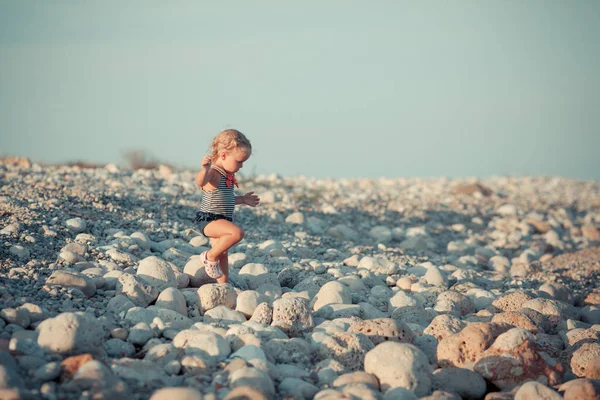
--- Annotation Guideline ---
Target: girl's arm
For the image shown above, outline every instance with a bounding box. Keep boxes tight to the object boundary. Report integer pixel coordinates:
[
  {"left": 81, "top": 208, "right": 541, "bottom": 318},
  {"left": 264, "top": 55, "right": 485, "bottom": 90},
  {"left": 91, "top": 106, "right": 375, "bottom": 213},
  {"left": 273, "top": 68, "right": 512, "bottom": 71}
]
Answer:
[
  {"left": 235, "top": 192, "right": 260, "bottom": 207},
  {"left": 195, "top": 156, "right": 214, "bottom": 188},
  {"left": 195, "top": 168, "right": 211, "bottom": 188},
  {"left": 235, "top": 196, "right": 246, "bottom": 205}
]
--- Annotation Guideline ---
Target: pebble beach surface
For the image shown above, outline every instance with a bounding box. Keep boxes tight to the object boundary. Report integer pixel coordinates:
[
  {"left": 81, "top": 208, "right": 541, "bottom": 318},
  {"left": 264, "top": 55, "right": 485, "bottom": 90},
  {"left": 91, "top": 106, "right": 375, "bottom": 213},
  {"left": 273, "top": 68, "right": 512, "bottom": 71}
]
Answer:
[{"left": 1, "top": 159, "right": 600, "bottom": 400}]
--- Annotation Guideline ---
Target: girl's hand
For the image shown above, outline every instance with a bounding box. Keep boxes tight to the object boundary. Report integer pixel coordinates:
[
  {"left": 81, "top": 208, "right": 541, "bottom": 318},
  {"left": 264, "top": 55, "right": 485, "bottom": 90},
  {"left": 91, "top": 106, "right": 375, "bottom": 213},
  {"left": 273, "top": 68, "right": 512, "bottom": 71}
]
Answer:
[
  {"left": 201, "top": 156, "right": 212, "bottom": 169},
  {"left": 242, "top": 192, "right": 260, "bottom": 207}
]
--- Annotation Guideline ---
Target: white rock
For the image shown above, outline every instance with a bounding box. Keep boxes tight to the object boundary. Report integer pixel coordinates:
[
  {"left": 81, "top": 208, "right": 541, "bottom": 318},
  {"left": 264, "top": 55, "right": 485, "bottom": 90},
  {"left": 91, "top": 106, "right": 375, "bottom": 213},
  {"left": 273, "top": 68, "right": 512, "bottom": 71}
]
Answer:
[
  {"left": 106, "top": 248, "right": 138, "bottom": 264},
  {"left": 306, "top": 216, "right": 326, "bottom": 234},
  {"left": 0, "top": 307, "right": 31, "bottom": 328},
  {"left": 580, "top": 305, "right": 600, "bottom": 325},
  {"left": 46, "top": 270, "right": 96, "bottom": 298},
  {"left": 189, "top": 235, "right": 209, "bottom": 248},
  {"left": 37, "top": 312, "right": 105, "bottom": 357},
  {"left": 33, "top": 361, "right": 61, "bottom": 382},
  {"left": 312, "top": 281, "right": 352, "bottom": 312},
  {"left": 0, "top": 223, "right": 20, "bottom": 235},
  {"left": 285, "top": 212, "right": 305, "bottom": 225},
  {"left": 488, "top": 256, "right": 511, "bottom": 274},
  {"left": 364, "top": 342, "right": 433, "bottom": 395},
  {"left": 389, "top": 291, "right": 420, "bottom": 312},
  {"left": 399, "top": 235, "right": 436, "bottom": 251},
  {"left": 156, "top": 287, "right": 187, "bottom": 316},
  {"left": 104, "top": 338, "right": 136, "bottom": 358},
  {"left": 125, "top": 306, "right": 193, "bottom": 331},
  {"left": 278, "top": 377, "right": 319, "bottom": 399},
  {"left": 105, "top": 163, "right": 120, "bottom": 173},
  {"left": 327, "top": 224, "right": 359, "bottom": 241},
  {"left": 204, "top": 306, "right": 247, "bottom": 324},
  {"left": 423, "top": 265, "right": 447, "bottom": 286},
  {"left": 514, "top": 381, "right": 562, "bottom": 399},
  {"left": 143, "top": 343, "right": 181, "bottom": 367},
  {"left": 370, "top": 226, "right": 392, "bottom": 244},
  {"left": 239, "top": 263, "right": 279, "bottom": 290},
  {"left": 230, "top": 367, "right": 275, "bottom": 398},
  {"left": 128, "top": 322, "right": 155, "bottom": 346},
  {"left": 497, "top": 204, "right": 518, "bottom": 216},
  {"left": 149, "top": 387, "right": 203, "bottom": 400},
  {"left": 272, "top": 297, "right": 314, "bottom": 337},
  {"left": 250, "top": 302, "right": 273, "bottom": 325},
  {"left": 172, "top": 329, "right": 231, "bottom": 366},
  {"left": 229, "top": 252, "right": 248, "bottom": 269},
  {"left": 258, "top": 239, "right": 284, "bottom": 252},
  {"left": 107, "top": 295, "right": 136, "bottom": 316},
  {"left": 236, "top": 290, "right": 270, "bottom": 318},
  {"left": 17, "top": 303, "right": 45, "bottom": 323},
  {"left": 183, "top": 255, "right": 215, "bottom": 287},
  {"left": 130, "top": 232, "right": 151, "bottom": 250},
  {"left": 383, "top": 387, "right": 419, "bottom": 400},
  {"left": 65, "top": 217, "right": 87, "bottom": 233},
  {"left": 255, "top": 283, "right": 282, "bottom": 301},
  {"left": 359, "top": 302, "right": 389, "bottom": 319},
  {"left": 314, "top": 303, "right": 362, "bottom": 319},
  {"left": 197, "top": 283, "right": 237, "bottom": 313},
  {"left": 9, "top": 245, "right": 30, "bottom": 259},
  {"left": 116, "top": 273, "right": 159, "bottom": 307},
  {"left": 137, "top": 256, "right": 178, "bottom": 291},
  {"left": 231, "top": 344, "right": 268, "bottom": 370}
]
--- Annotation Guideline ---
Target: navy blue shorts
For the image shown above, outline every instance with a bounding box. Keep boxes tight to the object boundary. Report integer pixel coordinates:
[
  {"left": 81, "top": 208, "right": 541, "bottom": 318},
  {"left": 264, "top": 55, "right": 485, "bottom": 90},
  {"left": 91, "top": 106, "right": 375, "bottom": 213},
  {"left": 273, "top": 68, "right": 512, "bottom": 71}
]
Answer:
[{"left": 194, "top": 211, "right": 232, "bottom": 237}]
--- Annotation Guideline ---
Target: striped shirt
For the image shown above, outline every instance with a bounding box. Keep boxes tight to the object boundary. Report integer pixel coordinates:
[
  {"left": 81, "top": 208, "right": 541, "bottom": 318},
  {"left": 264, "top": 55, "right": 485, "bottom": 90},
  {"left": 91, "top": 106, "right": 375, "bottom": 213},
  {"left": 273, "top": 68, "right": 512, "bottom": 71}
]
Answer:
[{"left": 199, "top": 165, "right": 235, "bottom": 219}]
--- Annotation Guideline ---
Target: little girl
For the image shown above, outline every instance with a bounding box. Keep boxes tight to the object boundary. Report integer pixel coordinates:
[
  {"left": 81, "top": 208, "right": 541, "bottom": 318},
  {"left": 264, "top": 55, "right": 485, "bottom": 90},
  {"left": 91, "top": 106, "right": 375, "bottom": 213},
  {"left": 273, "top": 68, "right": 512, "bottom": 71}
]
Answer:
[{"left": 195, "top": 129, "right": 260, "bottom": 284}]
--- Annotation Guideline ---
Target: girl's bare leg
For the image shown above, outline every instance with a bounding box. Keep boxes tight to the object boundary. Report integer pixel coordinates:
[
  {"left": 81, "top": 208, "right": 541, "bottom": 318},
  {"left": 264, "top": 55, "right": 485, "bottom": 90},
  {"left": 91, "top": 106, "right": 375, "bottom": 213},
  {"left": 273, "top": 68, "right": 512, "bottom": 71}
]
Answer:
[
  {"left": 210, "top": 237, "right": 229, "bottom": 284},
  {"left": 217, "top": 252, "right": 229, "bottom": 284},
  {"left": 204, "top": 220, "right": 243, "bottom": 283}
]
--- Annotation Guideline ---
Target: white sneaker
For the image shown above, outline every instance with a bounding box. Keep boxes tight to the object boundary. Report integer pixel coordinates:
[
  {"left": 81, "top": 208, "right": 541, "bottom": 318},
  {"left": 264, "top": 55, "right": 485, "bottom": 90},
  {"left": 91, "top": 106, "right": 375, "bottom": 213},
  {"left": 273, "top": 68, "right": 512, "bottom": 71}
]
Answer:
[{"left": 200, "top": 251, "right": 223, "bottom": 279}]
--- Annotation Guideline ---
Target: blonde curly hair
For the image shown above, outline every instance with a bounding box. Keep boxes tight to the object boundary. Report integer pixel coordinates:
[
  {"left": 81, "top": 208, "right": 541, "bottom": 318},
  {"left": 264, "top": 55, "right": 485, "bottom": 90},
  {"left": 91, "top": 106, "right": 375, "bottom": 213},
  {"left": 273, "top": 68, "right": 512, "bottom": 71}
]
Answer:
[{"left": 208, "top": 129, "right": 252, "bottom": 162}]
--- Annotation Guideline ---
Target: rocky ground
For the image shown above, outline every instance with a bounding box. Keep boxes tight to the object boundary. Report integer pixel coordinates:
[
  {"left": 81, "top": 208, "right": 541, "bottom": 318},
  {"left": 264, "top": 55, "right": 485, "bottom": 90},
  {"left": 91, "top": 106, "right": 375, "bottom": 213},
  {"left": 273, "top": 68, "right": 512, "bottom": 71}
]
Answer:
[{"left": 0, "top": 158, "right": 599, "bottom": 400}]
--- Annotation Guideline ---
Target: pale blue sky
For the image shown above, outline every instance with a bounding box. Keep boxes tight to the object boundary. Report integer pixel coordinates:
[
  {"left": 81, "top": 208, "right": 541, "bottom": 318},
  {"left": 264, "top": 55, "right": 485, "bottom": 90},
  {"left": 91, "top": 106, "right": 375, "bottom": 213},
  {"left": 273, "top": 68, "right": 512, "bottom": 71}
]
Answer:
[{"left": 1, "top": 1, "right": 599, "bottom": 179}]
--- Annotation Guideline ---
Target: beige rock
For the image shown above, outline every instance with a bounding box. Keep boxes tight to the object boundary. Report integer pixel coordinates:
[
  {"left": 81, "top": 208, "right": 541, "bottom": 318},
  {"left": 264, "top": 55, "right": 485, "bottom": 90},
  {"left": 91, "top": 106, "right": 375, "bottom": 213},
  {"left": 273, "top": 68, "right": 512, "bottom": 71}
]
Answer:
[
  {"left": 570, "top": 342, "right": 600, "bottom": 378},
  {"left": 435, "top": 291, "right": 476, "bottom": 316},
  {"left": 489, "top": 291, "right": 535, "bottom": 313},
  {"left": 348, "top": 318, "right": 415, "bottom": 346},
  {"left": 150, "top": 387, "right": 203, "bottom": 400},
  {"left": 585, "top": 356, "right": 600, "bottom": 379},
  {"left": 584, "top": 289, "right": 600, "bottom": 306},
  {"left": 474, "top": 328, "right": 564, "bottom": 390},
  {"left": 197, "top": 283, "right": 237, "bottom": 313},
  {"left": 312, "top": 281, "right": 352, "bottom": 311},
  {"left": 514, "top": 381, "right": 562, "bottom": 400},
  {"left": 271, "top": 297, "right": 313, "bottom": 337},
  {"left": 332, "top": 371, "right": 379, "bottom": 390},
  {"left": 46, "top": 270, "right": 96, "bottom": 298},
  {"left": 581, "top": 225, "right": 600, "bottom": 241},
  {"left": 250, "top": 302, "right": 273, "bottom": 325},
  {"left": 522, "top": 297, "right": 578, "bottom": 321},
  {"left": 317, "top": 332, "right": 375, "bottom": 372},
  {"left": 224, "top": 386, "right": 269, "bottom": 400},
  {"left": 364, "top": 342, "right": 432, "bottom": 396},
  {"left": 424, "top": 314, "right": 466, "bottom": 341},
  {"left": 491, "top": 311, "right": 540, "bottom": 334},
  {"left": 437, "top": 323, "right": 507, "bottom": 369},
  {"left": 432, "top": 367, "right": 487, "bottom": 399},
  {"left": 559, "top": 378, "right": 600, "bottom": 400}
]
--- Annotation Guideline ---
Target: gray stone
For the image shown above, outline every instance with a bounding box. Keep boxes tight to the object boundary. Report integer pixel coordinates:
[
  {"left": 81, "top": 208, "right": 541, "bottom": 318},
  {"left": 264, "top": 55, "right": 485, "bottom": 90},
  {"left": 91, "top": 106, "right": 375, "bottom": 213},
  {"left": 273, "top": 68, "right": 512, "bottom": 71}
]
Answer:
[{"left": 37, "top": 312, "right": 105, "bottom": 357}]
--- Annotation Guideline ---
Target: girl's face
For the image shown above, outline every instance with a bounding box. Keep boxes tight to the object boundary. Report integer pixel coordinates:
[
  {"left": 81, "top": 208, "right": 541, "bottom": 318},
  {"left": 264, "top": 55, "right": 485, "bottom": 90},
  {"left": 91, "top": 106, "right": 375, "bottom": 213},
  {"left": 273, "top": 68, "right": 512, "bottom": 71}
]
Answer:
[{"left": 220, "top": 147, "right": 250, "bottom": 173}]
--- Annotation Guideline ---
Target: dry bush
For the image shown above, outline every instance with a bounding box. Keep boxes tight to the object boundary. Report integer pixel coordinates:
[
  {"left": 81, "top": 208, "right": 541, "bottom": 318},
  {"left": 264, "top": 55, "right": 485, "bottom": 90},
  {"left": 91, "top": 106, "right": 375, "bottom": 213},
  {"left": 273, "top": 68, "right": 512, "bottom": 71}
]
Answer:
[
  {"left": 123, "top": 150, "right": 161, "bottom": 170},
  {"left": 63, "top": 161, "right": 103, "bottom": 169}
]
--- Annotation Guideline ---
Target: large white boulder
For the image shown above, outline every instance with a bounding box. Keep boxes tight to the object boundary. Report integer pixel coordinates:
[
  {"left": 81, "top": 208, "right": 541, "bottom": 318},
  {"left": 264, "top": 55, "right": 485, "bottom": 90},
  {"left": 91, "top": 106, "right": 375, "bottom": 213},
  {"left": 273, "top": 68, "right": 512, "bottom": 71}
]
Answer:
[{"left": 364, "top": 342, "right": 433, "bottom": 395}]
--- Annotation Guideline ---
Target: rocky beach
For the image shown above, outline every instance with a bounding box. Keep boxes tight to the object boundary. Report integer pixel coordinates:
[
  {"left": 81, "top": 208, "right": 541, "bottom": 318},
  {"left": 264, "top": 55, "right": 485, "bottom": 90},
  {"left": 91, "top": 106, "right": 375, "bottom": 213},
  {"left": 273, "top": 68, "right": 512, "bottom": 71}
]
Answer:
[{"left": 1, "top": 158, "right": 599, "bottom": 400}]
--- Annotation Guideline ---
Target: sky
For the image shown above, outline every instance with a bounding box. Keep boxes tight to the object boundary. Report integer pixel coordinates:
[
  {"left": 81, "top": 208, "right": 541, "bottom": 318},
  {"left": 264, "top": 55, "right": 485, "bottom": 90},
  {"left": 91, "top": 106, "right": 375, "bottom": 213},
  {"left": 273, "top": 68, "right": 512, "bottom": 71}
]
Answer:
[{"left": 1, "top": 1, "right": 599, "bottom": 180}]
